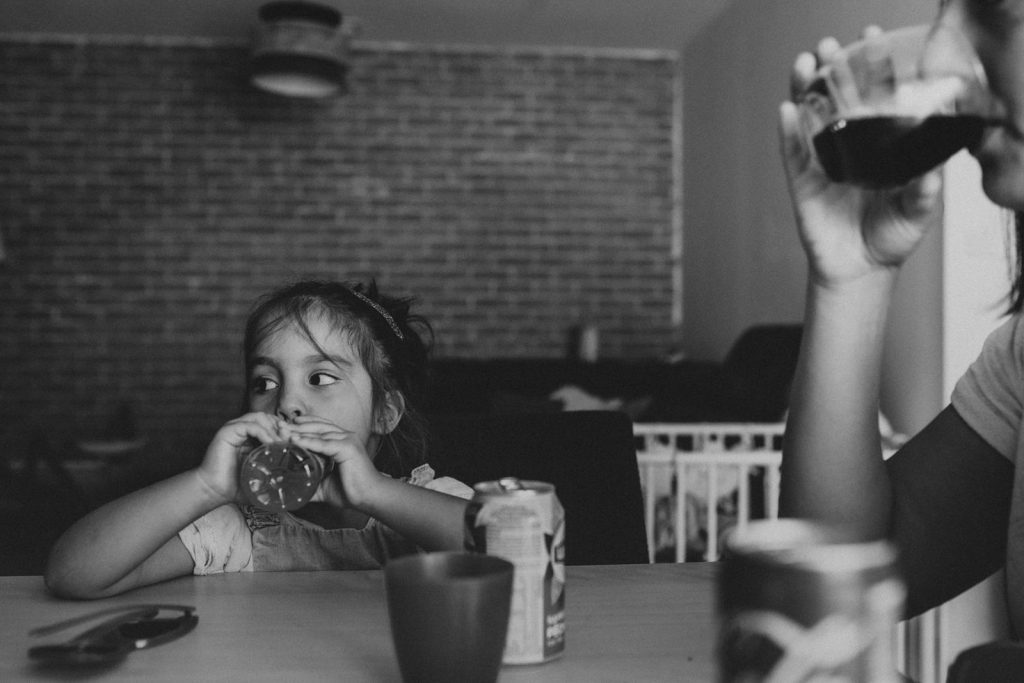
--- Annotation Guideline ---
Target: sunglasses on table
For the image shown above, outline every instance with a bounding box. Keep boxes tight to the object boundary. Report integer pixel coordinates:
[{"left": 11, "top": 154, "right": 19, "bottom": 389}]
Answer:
[{"left": 28, "top": 604, "right": 198, "bottom": 666}]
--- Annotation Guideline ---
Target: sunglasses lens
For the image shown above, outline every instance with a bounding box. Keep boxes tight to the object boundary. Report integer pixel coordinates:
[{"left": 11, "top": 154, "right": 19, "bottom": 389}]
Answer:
[
  {"left": 29, "top": 641, "right": 129, "bottom": 666},
  {"left": 117, "top": 616, "right": 182, "bottom": 640},
  {"left": 120, "top": 610, "right": 198, "bottom": 649}
]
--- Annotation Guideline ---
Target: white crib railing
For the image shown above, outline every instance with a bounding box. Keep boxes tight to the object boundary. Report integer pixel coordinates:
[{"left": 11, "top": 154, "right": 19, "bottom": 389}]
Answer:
[
  {"left": 634, "top": 422, "right": 784, "bottom": 563},
  {"left": 634, "top": 422, "right": 940, "bottom": 683}
]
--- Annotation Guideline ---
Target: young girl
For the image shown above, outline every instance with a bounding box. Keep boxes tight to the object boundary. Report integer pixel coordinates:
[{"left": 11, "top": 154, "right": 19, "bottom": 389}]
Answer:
[
  {"left": 777, "top": 1, "right": 1024, "bottom": 625},
  {"left": 45, "top": 280, "right": 473, "bottom": 599}
]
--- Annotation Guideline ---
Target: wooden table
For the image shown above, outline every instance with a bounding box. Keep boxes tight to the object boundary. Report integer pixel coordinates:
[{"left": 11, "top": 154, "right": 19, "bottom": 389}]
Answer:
[{"left": 0, "top": 562, "right": 719, "bottom": 682}]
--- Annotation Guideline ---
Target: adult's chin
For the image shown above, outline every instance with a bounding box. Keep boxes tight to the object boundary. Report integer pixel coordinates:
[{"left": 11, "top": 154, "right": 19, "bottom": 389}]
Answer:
[
  {"left": 975, "top": 131, "right": 1024, "bottom": 211},
  {"left": 979, "top": 166, "right": 1024, "bottom": 211}
]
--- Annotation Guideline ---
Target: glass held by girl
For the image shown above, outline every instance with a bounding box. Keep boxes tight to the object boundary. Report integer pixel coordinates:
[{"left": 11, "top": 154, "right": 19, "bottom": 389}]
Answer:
[
  {"left": 45, "top": 280, "right": 473, "bottom": 599},
  {"left": 777, "top": 0, "right": 1024, "bottom": 630}
]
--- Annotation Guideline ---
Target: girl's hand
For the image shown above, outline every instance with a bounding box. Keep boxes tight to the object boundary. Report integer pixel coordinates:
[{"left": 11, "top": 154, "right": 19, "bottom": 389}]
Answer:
[
  {"left": 279, "top": 416, "right": 382, "bottom": 509},
  {"left": 778, "top": 34, "right": 944, "bottom": 288},
  {"left": 196, "top": 412, "right": 287, "bottom": 504}
]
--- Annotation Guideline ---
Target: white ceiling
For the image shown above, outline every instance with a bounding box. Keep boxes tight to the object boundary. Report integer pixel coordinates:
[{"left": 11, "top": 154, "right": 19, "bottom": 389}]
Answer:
[{"left": 1, "top": 0, "right": 730, "bottom": 50}]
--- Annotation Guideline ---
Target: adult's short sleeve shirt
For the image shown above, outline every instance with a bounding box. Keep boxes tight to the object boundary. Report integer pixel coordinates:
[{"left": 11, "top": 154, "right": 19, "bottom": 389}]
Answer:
[{"left": 951, "top": 314, "right": 1024, "bottom": 628}]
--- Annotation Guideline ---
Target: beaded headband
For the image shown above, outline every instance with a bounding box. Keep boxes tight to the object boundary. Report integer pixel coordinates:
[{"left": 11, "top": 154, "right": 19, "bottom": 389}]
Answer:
[{"left": 349, "top": 288, "right": 405, "bottom": 340}]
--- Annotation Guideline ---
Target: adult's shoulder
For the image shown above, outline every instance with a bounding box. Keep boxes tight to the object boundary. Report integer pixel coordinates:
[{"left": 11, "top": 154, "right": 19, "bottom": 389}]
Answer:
[{"left": 951, "top": 313, "right": 1024, "bottom": 459}]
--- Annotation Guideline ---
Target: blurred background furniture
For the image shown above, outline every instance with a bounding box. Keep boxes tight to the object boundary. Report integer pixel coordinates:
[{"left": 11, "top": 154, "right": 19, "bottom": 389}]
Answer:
[
  {"left": 424, "top": 324, "right": 803, "bottom": 423},
  {"left": 429, "top": 410, "right": 648, "bottom": 565},
  {"left": 23, "top": 400, "right": 147, "bottom": 510},
  {"left": 0, "top": 404, "right": 148, "bottom": 576},
  {"left": 946, "top": 640, "right": 1024, "bottom": 683}
]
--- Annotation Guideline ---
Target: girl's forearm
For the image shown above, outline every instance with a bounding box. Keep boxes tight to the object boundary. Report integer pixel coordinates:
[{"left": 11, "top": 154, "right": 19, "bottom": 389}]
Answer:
[
  {"left": 359, "top": 476, "right": 467, "bottom": 551},
  {"left": 780, "top": 271, "right": 897, "bottom": 538},
  {"left": 45, "top": 469, "right": 226, "bottom": 597}
]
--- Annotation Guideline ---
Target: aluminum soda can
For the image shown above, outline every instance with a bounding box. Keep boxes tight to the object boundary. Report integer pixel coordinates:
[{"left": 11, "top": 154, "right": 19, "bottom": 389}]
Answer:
[
  {"left": 465, "top": 478, "right": 566, "bottom": 664},
  {"left": 717, "top": 519, "right": 906, "bottom": 683}
]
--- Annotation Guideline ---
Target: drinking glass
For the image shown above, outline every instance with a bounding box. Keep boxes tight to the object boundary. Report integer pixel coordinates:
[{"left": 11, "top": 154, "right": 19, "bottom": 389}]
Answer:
[
  {"left": 238, "top": 441, "right": 327, "bottom": 512},
  {"left": 798, "top": 24, "right": 996, "bottom": 188},
  {"left": 717, "top": 520, "right": 905, "bottom": 682},
  {"left": 385, "top": 552, "right": 514, "bottom": 683}
]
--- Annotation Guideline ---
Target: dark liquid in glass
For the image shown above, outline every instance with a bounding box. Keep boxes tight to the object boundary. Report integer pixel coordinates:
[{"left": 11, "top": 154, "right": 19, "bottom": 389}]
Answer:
[{"left": 812, "top": 115, "right": 986, "bottom": 188}]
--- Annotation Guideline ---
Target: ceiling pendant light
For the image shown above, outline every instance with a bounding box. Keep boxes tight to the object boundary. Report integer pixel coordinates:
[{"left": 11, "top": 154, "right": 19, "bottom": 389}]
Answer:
[{"left": 250, "top": 1, "right": 349, "bottom": 98}]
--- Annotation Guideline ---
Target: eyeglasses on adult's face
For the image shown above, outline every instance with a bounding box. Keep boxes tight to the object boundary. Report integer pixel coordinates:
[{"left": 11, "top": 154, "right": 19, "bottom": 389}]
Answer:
[{"left": 28, "top": 603, "right": 198, "bottom": 666}]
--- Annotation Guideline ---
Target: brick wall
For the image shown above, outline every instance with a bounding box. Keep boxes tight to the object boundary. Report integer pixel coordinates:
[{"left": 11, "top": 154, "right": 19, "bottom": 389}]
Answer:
[{"left": 0, "top": 35, "right": 677, "bottom": 473}]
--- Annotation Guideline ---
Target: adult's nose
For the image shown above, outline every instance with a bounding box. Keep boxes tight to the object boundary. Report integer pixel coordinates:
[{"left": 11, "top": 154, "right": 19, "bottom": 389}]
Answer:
[{"left": 920, "top": 21, "right": 980, "bottom": 81}]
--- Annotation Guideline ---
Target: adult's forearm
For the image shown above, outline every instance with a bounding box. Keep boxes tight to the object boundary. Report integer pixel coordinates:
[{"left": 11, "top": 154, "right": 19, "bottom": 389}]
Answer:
[{"left": 780, "top": 272, "right": 897, "bottom": 538}]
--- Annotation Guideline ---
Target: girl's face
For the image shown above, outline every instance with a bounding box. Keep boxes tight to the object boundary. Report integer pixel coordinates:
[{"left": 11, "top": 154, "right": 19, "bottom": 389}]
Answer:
[
  {"left": 942, "top": 0, "right": 1024, "bottom": 207},
  {"left": 246, "top": 314, "right": 381, "bottom": 450}
]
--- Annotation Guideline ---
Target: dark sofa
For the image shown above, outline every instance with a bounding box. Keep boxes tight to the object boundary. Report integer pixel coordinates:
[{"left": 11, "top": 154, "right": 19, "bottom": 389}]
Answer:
[{"left": 423, "top": 324, "right": 803, "bottom": 424}]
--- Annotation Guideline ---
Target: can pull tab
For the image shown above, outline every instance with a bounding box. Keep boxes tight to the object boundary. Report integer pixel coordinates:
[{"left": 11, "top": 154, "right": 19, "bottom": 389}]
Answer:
[{"left": 497, "top": 477, "right": 524, "bottom": 491}]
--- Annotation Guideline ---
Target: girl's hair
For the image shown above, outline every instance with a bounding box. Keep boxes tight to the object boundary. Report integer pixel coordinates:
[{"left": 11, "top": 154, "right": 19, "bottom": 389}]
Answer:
[
  {"left": 1010, "top": 212, "right": 1024, "bottom": 314},
  {"left": 242, "top": 279, "right": 433, "bottom": 477}
]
